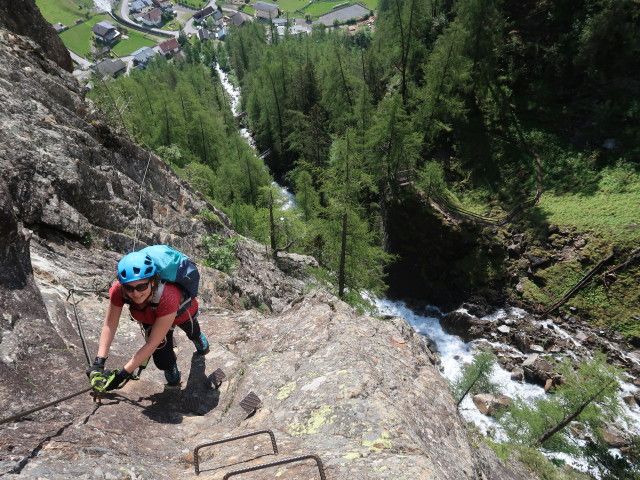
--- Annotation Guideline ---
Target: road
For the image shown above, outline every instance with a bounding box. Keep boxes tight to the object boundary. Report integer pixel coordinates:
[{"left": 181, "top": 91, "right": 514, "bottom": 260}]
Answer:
[{"left": 69, "top": 50, "right": 94, "bottom": 69}]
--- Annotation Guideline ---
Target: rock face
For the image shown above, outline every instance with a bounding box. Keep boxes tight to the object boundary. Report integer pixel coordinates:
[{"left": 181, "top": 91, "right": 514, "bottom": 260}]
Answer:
[
  {"left": 0, "top": 24, "right": 540, "bottom": 480},
  {"left": 0, "top": 0, "right": 72, "bottom": 72}
]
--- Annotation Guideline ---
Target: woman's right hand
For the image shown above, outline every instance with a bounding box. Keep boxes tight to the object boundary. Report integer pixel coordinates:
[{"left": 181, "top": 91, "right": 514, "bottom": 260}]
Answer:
[{"left": 85, "top": 356, "right": 107, "bottom": 378}]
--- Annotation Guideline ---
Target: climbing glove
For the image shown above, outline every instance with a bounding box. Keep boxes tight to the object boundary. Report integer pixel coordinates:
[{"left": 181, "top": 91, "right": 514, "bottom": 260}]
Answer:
[
  {"left": 104, "top": 368, "right": 132, "bottom": 391},
  {"left": 86, "top": 356, "right": 107, "bottom": 378},
  {"left": 90, "top": 368, "right": 131, "bottom": 392}
]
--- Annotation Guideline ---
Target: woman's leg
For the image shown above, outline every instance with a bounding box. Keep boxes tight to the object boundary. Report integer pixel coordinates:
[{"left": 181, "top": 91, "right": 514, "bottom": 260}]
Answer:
[
  {"left": 177, "top": 312, "right": 208, "bottom": 354},
  {"left": 142, "top": 324, "right": 177, "bottom": 371},
  {"left": 176, "top": 311, "right": 201, "bottom": 340}
]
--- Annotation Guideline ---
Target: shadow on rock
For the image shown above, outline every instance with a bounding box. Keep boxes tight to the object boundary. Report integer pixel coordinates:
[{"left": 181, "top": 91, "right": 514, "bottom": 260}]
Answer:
[
  {"left": 137, "top": 389, "right": 186, "bottom": 424},
  {"left": 182, "top": 353, "right": 219, "bottom": 416}
]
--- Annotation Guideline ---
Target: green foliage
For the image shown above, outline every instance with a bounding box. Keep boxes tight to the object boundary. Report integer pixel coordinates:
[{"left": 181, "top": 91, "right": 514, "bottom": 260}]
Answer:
[
  {"left": 178, "top": 163, "right": 217, "bottom": 198},
  {"left": 289, "top": 169, "right": 321, "bottom": 222},
  {"left": 416, "top": 161, "right": 448, "bottom": 199},
  {"left": 498, "top": 352, "right": 623, "bottom": 454},
  {"left": 583, "top": 438, "right": 640, "bottom": 480},
  {"left": 511, "top": 444, "right": 592, "bottom": 480},
  {"left": 598, "top": 161, "right": 640, "bottom": 194},
  {"left": 195, "top": 208, "right": 223, "bottom": 228},
  {"left": 450, "top": 350, "right": 499, "bottom": 406},
  {"left": 201, "top": 234, "right": 239, "bottom": 273}
]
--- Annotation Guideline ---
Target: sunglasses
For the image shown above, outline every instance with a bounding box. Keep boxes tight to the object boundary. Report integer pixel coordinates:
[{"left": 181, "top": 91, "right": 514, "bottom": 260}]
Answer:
[{"left": 122, "top": 281, "right": 151, "bottom": 293}]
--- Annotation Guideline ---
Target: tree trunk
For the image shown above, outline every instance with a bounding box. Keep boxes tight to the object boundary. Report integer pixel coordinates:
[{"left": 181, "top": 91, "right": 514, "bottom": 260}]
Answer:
[
  {"left": 269, "top": 190, "right": 277, "bottom": 255},
  {"left": 338, "top": 211, "right": 348, "bottom": 298},
  {"left": 535, "top": 380, "right": 616, "bottom": 446}
]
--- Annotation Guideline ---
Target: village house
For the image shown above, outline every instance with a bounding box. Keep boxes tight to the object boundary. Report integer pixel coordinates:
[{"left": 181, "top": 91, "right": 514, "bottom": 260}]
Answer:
[
  {"left": 131, "top": 46, "right": 157, "bottom": 68},
  {"left": 133, "top": 7, "right": 163, "bottom": 26},
  {"left": 216, "top": 28, "right": 229, "bottom": 40},
  {"left": 151, "top": 0, "right": 173, "bottom": 12},
  {"left": 92, "top": 20, "right": 120, "bottom": 45},
  {"left": 193, "top": 6, "right": 215, "bottom": 24},
  {"left": 94, "top": 58, "right": 127, "bottom": 78},
  {"left": 197, "top": 28, "right": 212, "bottom": 41},
  {"left": 229, "top": 11, "right": 252, "bottom": 28},
  {"left": 253, "top": 1, "right": 279, "bottom": 22},
  {"left": 129, "top": 0, "right": 154, "bottom": 14},
  {"left": 158, "top": 37, "right": 180, "bottom": 57},
  {"left": 52, "top": 22, "right": 68, "bottom": 33}
]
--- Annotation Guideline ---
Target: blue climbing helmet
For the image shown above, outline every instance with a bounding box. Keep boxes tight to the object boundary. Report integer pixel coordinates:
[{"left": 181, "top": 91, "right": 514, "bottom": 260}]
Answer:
[{"left": 117, "top": 251, "right": 157, "bottom": 283}]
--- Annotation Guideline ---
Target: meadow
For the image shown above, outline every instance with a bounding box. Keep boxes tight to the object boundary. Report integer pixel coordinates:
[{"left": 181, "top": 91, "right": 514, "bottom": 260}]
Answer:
[
  {"left": 302, "top": 1, "right": 348, "bottom": 17},
  {"left": 36, "top": 0, "right": 95, "bottom": 26},
  {"left": 59, "top": 14, "right": 158, "bottom": 57}
]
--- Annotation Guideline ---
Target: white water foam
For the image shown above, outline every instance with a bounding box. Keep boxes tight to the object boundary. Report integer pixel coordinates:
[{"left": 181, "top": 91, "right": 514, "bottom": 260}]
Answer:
[
  {"left": 374, "top": 297, "right": 640, "bottom": 476},
  {"left": 93, "top": 0, "right": 113, "bottom": 12}
]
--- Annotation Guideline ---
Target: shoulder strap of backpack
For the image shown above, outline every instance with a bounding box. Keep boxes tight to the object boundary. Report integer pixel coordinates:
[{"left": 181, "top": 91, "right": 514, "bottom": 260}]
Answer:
[
  {"left": 148, "top": 281, "right": 192, "bottom": 317},
  {"left": 147, "top": 281, "right": 166, "bottom": 310}
]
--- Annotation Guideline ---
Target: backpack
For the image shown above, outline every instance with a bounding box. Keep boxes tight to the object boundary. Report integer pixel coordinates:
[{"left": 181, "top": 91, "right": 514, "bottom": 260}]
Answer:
[{"left": 140, "top": 245, "right": 200, "bottom": 299}]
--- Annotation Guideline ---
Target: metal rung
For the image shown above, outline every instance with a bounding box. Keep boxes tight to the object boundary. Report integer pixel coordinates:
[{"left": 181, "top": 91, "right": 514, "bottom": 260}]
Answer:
[
  {"left": 222, "top": 454, "right": 327, "bottom": 480},
  {"left": 208, "top": 368, "right": 226, "bottom": 389},
  {"left": 239, "top": 391, "right": 261, "bottom": 416},
  {"left": 182, "top": 394, "right": 201, "bottom": 412},
  {"left": 193, "top": 429, "right": 278, "bottom": 475}
]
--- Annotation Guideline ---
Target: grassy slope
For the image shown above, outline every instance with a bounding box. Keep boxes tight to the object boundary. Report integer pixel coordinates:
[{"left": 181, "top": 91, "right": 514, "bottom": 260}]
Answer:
[
  {"left": 303, "top": 1, "right": 349, "bottom": 17},
  {"left": 520, "top": 189, "right": 639, "bottom": 336},
  {"left": 36, "top": 0, "right": 94, "bottom": 26}
]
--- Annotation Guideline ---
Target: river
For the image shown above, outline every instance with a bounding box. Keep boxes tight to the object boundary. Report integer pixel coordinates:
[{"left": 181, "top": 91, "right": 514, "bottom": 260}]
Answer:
[
  {"left": 214, "top": 61, "right": 640, "bottom": 478},
  {"left": 93, "top": 0, "right": 113, "bottom": 12}
]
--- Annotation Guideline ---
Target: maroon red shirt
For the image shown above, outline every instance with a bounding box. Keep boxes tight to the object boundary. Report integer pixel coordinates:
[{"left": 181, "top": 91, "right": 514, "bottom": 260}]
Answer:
[{"left": 109, "top": 282, "right": 199, "bottom": 325}]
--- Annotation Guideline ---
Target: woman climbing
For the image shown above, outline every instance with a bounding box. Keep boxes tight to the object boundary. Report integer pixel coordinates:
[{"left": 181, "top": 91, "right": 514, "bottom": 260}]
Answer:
[{"left": 87, "top": 249, "right": 209, "bottom": 390}]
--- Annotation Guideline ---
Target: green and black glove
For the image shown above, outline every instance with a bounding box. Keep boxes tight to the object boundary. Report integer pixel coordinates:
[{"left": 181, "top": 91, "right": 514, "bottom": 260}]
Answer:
[
  {"left": 104, "top": 368, "right": 132, "bottom": 391},
  {"left": 86, "top": 356, "right": 107, "bottom": 378},
  {"left": 90, "top": 368, "right": 131, "bottom": 392}
]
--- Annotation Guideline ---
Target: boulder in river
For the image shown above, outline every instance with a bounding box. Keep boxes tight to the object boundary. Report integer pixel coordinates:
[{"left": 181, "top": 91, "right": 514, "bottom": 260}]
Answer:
[
  {"left": 440, "top": 311, "right": 490, "bottom": 342},
  {"left": 522, "top": 354, "right": 556, "bottom": 387},
  {"left": 472, "top": 393, "right": 512, "bottom": 416}
]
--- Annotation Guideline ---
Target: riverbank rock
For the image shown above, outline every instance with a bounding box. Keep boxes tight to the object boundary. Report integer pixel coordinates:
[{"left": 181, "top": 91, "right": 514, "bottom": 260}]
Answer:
[
  {"left": 602, "top": 424, "right": 631, "bottom": 448},
  {"left": 440, "top": 310, "right": 491, "bottom": 342},
  {"left": 472, "top": 393, "right": 512, "bottom": 416},
  {"left": 522, "top": 354, "right": 556, "bottom": 387}
]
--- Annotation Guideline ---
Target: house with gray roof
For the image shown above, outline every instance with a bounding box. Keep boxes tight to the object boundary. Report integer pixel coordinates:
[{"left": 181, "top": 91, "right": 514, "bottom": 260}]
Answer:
[
  {"left": 129, "top": 0, "right": 153, "bottom": 13},
  {"left": 253, "top": 2, "right": 279, "bottom": 22},
  {"left": 53, "top": 22, "right": 68, "bottom": 33},
  {"left": 94, "top": 58, "right": 127, "bottom": 78},
  {"left": 92, "top": 20, "right": 120, "bottom": 45},
  {"left": 253, "top": 1, "right": 279, "bottom": 13},
  {"left": 197, "top": 28, "right": 212, "bottom": 41},
  {"left": 131, "top": 46, "right": 157, "bottom": 67},
  {"left": 229, "top": 11, "right": 252, "bottom": 27}
]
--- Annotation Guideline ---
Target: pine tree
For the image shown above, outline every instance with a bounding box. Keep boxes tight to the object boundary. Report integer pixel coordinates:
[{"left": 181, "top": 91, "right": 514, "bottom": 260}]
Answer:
[{"left": 499, "top": 352, "right": 623, "bottom": 454}]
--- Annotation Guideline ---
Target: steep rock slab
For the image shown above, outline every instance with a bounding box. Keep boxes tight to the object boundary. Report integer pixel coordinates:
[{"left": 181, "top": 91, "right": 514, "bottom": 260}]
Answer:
[{"left": 184, "top": 292, "right": 539, "bottom": 480}]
